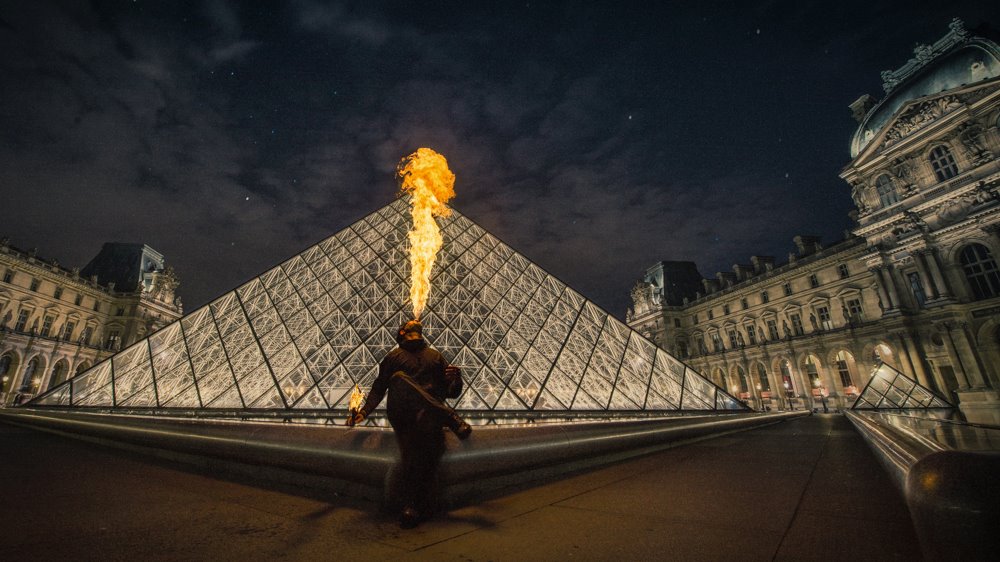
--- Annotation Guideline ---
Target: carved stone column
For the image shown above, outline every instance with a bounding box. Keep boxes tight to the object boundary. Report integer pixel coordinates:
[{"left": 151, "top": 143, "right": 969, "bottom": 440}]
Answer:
[
  {"left": 923, "top": 249, "right": 951, "bottom": 299},
  {"left": 912, "top": 252, "right": 936, "bottom": 300},
  {"left": 870, "top": 267, "right": 898, "bottom": 311}
]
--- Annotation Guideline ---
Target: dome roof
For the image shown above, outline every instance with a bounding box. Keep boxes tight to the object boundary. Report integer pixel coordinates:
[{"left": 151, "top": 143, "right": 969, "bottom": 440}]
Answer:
[{"left": 851, "top": 20, "right": 1000, "bottom": 158}]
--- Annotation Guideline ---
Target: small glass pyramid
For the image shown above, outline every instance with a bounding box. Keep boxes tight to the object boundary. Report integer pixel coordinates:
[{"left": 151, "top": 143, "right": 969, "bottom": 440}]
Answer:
[
  {"left": 852, "top": 362, "right": 954, "bottom": 409},
  {"left": 31, "top": 197, "right": 746, "bottom": 413}
]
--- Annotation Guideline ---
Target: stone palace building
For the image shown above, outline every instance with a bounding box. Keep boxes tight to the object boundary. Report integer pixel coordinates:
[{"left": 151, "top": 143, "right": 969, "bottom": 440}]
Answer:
[
  {"left": 0, "top": 240, "right": 182, "bottom": 405},
  {"left": 627, "top": 19, "right": 1000, "bottom": 424}
]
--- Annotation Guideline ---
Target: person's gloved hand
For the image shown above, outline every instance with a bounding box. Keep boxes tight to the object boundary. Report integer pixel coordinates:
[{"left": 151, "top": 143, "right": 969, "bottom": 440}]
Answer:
[{"left": 346, "top": 411, "right": 366, "bottom": 427}]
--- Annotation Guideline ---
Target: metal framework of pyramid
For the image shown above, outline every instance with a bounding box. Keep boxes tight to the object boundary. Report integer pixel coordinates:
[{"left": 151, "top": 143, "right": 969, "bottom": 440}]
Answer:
[
  {"left": 31, "top": 197, "right": 745, "bottom": 413},
  {"left": 852, "top": 362, "right": 954, "bottom": 410}
]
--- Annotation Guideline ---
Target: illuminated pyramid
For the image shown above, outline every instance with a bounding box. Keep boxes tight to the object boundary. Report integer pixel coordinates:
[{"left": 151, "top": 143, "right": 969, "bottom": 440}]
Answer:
[
  {"left": 852, "top": 362, "right": 953, "bottom": 410},
  {"left": 32, "top": 197, "right": 745, "bottom": 413}
]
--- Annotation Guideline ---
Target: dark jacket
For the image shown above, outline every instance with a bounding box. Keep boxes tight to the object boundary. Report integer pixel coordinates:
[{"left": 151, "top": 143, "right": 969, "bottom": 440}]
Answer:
[{"left": 360, "top": 339, "right": 450, "bottom": 416}]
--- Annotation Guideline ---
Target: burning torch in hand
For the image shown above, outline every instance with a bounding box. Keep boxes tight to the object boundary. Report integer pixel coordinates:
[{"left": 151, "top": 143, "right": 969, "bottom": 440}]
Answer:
[{"left": 346, "top": 384, "right": 366, "bottom": 427}]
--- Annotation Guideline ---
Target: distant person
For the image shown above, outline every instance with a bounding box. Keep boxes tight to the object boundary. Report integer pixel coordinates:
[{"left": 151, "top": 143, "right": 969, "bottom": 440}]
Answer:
[{"left": 348, "top": 320, "right": 471, "bottom": 528}]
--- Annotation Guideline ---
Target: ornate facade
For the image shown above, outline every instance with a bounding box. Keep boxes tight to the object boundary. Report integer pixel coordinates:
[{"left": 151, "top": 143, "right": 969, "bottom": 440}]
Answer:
[
  {"left": 628, "top": 19, "right": 1000, "bottom": 424},
  {"left": 0, "top": 240, "right": 182, "bottom": 405}
]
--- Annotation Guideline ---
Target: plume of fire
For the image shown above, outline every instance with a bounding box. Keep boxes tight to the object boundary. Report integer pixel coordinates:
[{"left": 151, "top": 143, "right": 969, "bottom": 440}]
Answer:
[
  {"left": 348, "top": 384, "right": 365, "bottom": 416},
  {"left": 397, "top": 148, "right": 456, "bottom": 320}
]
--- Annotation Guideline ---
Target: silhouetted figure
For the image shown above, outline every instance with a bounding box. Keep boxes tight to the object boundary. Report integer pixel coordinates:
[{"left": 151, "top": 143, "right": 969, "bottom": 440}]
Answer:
[{"left": 348, "top": 320, "right": 470, "bottom": 528}]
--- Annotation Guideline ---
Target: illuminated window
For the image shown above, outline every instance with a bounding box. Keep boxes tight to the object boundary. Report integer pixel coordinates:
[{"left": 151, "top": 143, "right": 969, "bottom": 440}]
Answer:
[
  {"left": 875, "top": 174, "right": 898, "bottom": 207},
  {"left": 929, "top": 145, "right": 958, "bottom": 181},
  {"left": 960, "top": 244, "right": 1000, "bottom": 300}
]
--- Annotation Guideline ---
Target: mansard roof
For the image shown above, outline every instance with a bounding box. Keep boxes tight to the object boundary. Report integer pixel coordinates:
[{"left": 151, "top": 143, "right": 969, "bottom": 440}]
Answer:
[{"left": 850, "top": 19, "right": 1000, "bottom": 159}]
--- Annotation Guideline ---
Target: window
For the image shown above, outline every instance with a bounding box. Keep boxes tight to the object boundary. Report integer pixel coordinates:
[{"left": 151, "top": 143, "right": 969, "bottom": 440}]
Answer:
[
  {"left": 804, "top": 356, "right": 821, "bottom": 388},
  {"left": 760, "top": 290, "right": 769, "bottom": 304},
  {"left": 838, "top": 264, "right": 850, "bottom": 279},
  {"left": 780, "top": 361, "right": 795, "bottom": 396},
  {"left": 929, "top": 145, "right": 959, "bottom": 181},
  {"left": 741, "top": 298, "right": 748, "bottom": 310},
  {"left": 54, "top": 287, "right": 63, "bottom": 299},
  {"left": 707, "top": 309, "right": 714, "bottom": 321},
  {"left": 847, "top": 298, "right": 864, "bottom": 322},
  {"left": 63, "top": 321, "right": 76, "bottom": 341},
  {"left": 81, "top": 326, "right": 93, "bottom": 345},
  {"left": 677, "top": 340, "right": 688, "bottom": 359},
  {"left": 30, "top": 278, "right": 40, "bottom": 292},
  {"left": 835, "top": 351, "right": 854, "bottom": 388},
  {"left": 673, "top": 318, "right": 681, "bottom": 328},
  {"left": 817, "top": 306, "right": 832, "bottom": 330},
  {"left": 75, "top": 294, "right": 83, "bottom": 306},
  {"left": 727, "top": 329, "right": 739, "bottom": 348},
  {"left": 41, "top": 315, "right": 54, "bottom": 337},
  {"left": 105, "top": 329, "right": 121, "bottom": 350},
  {"left": 14, "top": 310, "right": 29, "bottom": 332},
  {"left": 736, "top": 366, "right": 749, "bottom": 393},
  {"left": 790, "top": 313, "right": 804, "bottom": 336},
  {"left": 723, "top": 304, "right": 730, "bottom": 315},
  {"left": 766, "top": 318, "right": 779, "bottom": 341},
  {"left": 693, "top": 313, "right": 699, "bottom": 324},
  {"left": 93, "top": 301, "right": 100, "bottom": 312},
  {"left": 755, "top": 363, "right": 770, "bottom": 392},
  {"left": 783, "top": 283, "right": 792, "bottom": 296},
  {"left": 115, "top": 306, "right": 125, "bottom": 316},
  {"left": 960, "top": 244, "right": 1000, "bottom": 300},
  {"left": 908, "top": 272, "right": 927, "bottom": 308},
  {"left": 697, "top": 336, "right": 707, "bottom": 355},
  {"left": 2, "top": 270, "right": 12, "bottom": 283},
  {"left": 809, "top": 274, "right": 819, "bottom": 288},
  {"left": 711, "top": 332, "right": 723, "bottom": 352},
  {"left": 745, "top": 324, "right": 757, "bottom": 345},
  {"left": 875, "top": 174, "right": 899, "bottom": 208}
]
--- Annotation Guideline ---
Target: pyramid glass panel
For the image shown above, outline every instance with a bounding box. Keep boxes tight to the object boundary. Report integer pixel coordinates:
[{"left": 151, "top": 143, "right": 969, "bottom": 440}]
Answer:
[
  {"left": 30, "top": 198, "right": 745, "bottom": 413},
  {"left": 852, "top": 363, "right": 953, "bottom": 410}
]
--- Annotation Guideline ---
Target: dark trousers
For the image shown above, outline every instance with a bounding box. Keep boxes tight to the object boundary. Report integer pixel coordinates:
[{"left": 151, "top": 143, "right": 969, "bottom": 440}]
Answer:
[{"left": 386, "top": 372, "right": 452, "bottom": 513}]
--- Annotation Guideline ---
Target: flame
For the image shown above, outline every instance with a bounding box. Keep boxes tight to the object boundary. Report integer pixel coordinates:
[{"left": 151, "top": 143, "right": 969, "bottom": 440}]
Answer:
[
  {"left": 397, "top": 148, "right": 456, "bottom": 319},
  {"left": 348, "top": 384, "right": 365, "bottom": 414}
]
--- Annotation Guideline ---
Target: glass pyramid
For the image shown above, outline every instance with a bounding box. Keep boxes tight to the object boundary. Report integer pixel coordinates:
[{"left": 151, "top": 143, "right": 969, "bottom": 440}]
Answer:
[
  {"left": 30, "top": 197, "right": 746, "bottom": 413},
  {"left": 852, "top": 362, "right": 953, "bottom": 410}
]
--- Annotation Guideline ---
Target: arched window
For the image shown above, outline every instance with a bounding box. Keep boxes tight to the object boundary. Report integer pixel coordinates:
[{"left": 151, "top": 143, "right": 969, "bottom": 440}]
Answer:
[
  {"left": 21, "top": 358, "right": 39, "bottom": 392},
  {"left": 803, "top": 356, "right": 821, "bottom": 388},
  {"left": 780, "top": 360, "right": 795, "bottom": 395},
  {"left": 754, "top": 362, "right": 770, "bottom": 392},
  {"left": 49, "top": 361, "right": 69, "bottom": 389},
  {"left": 835, "top": 351, "right": 854, "bottom": 388},
  {"left": 929, "top": 145, "right": 959, "bottom": 182},
  {"left": 735, "top": 365, "right": 749, "bottom": 394},
  {"left": 875, "top": 174, "right": 898, "bottom": 208},
  {"left": 960, "top": 244, "right": 1000, "bottom": 300},
  {"left": 0, "top": 354, "right": 12, "bottom": 392}
]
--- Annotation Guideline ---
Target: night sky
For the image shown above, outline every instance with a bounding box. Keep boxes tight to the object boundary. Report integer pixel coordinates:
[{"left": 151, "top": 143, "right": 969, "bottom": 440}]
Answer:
[{"left": 1, "top": 1, "right": 996, "bottom": 319}]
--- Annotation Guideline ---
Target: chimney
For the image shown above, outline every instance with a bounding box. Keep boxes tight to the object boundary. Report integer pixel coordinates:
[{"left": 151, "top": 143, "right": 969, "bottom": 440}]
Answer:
[
  {"left": 733, "top": 264, "right": 754, "bottom": 281},
  {"left": 793, "top": 235, "right": 822, "bottom": 257},
  {"left": 750, "top": 255, "right": 775, "bottom": 273}
]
